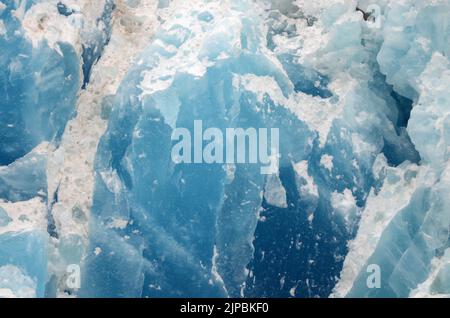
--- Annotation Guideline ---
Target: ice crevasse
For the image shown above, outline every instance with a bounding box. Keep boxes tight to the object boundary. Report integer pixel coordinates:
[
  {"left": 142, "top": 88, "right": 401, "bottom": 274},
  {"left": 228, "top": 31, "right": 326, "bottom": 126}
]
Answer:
[{"left": 0, "top": 0, "right": 449, "bottom": 298}]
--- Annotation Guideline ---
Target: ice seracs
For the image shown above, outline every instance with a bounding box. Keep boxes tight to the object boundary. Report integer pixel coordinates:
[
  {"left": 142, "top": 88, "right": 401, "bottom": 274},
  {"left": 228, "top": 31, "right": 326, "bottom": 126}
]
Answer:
[{"left": 0, "top": 0, "right": 449, "bottom": 298}]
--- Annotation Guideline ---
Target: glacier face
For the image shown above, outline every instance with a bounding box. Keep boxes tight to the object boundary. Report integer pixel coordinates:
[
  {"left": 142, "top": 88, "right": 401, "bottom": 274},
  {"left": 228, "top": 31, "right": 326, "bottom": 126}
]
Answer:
[
  {"left": 0, "top": 0, "right": 449, "bottom": 298},
  {"left": 0, "top": 1, "right": 80, "bottom": 166}
]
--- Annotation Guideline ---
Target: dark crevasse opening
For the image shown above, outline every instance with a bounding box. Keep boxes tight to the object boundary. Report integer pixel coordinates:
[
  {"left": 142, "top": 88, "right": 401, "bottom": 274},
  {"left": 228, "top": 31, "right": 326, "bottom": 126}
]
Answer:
[
  {"left": 47, "top": 185, "right": 60, "bottom": 239},
  {"left": 391, "top": 90, "right": 414, "bottom": 129},
  {"left": 382, "top": 134, "right": 421, "bottom": 167},
  {"left": 57, "top": 2, "right": 74, "bottom": 17},
  {"left": 81, "top": 1, "right": 116, "bottom": 89},
  {"left": 368, "top": 68, "right": 421, "bottom": 167},
  {"left": 382, "top": 88, "right": 421, "bottom": 166},
  {"left": 360, "top": 26, "right": 421, "bottom": 168}
]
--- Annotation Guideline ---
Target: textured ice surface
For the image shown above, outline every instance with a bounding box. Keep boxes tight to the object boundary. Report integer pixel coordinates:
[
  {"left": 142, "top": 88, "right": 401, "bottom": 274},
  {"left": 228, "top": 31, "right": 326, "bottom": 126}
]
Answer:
[
  {"left": 0, "top": 1, "right": 80, "bottom": 166},
  {"left": 0, "top": 232, "right": 48, "bottom": 297},
  {"left": 82, "top": 0, "right": 316, "bottom": 297},
  {"left": 0, "top": 0, "right": 122, "bottom": 298},
  {"left": 0, "top": 0, "right": 449, "bottom": 298},
  {"left": 332, "top": 0, "right": 450, "bottom": 298},
  {"left": 0, "top": 265, "right": 38, "bottom": 298}
]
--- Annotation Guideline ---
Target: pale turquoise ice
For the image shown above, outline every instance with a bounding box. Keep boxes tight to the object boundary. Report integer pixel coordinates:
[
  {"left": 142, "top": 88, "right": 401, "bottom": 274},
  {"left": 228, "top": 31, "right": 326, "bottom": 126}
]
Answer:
[{"left": 0, "top": 0, "right": 449, "bottom": 298}]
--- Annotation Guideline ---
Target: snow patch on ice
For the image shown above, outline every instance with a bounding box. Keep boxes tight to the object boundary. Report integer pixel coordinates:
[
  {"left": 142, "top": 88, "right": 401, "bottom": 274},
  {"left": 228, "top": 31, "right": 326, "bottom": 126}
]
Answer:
[
  {"left": 21, "top": 2, "right": 80, "bottom": 53},
  {"left": 320, "top": 154, "right": 333, "bottom": 173},
  {"left": 331, "top": 188, "right": 358, "bottom": 229},
  {"left": 0, "top": 265, "right": 37, "bottom": 298},
  {"left": 293, "top": 160, "right": 318, "bottom": 198},
  {"left": 264, "top": 172, "right": 288, "bottom": 208},
  {"left": 0, "top": 198, "right": 47, "bottom": 235}
]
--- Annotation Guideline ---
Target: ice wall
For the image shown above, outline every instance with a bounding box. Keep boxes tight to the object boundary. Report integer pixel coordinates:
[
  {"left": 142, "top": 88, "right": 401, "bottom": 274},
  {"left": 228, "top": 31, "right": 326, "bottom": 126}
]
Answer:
[
  {"left": 0, "top": 0, "right": 449, "bottom": 298},
  {"left": 0, "top": 0, "right": 119, "bottom": 297},
  {"left": 81, "top": 0, "right": 315, "bottom": 297},
  {"left": 81, "top": 0, "right": 425, "bottom": 298},
  {"left": 333, "top": 0, "right": 450, "bottom": 298},
  {"left": 0, "top": 0, "right": 80, "bottom": 166}
]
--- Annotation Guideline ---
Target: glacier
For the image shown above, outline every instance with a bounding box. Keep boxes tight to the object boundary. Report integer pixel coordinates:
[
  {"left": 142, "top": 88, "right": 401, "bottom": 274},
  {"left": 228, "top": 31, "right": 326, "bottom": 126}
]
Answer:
[{"left": 0, "top": 0, "right": 449, "bottom": 298}]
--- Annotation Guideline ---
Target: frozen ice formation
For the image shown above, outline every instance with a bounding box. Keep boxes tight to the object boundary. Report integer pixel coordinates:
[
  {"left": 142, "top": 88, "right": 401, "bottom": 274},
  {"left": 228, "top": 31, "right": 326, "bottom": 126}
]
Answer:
[{"left": 0, "top": 0, "right": 449, "bottom": 298}]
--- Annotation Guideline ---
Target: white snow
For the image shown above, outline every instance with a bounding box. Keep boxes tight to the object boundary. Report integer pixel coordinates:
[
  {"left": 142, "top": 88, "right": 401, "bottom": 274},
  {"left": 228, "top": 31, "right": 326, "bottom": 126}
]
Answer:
[
  {"left": 0, "top": 197, "right": 47, "bottom": 236},
  {"left": 264, "top": 172, "right": 288, "bottom": 208},
  {"left": 320, "top": 154, "right": 334, "bottom": 172},
  {"left": 106, "top": 218, "right": 129, "bottom": 230},
  {"left": 235, "top": 73, "right": 341, "bottom": 147},
  {"left": 21, "top": 2, "right": 81, "bottom": 53},
  {"left": 293, "top": 160, "right": 318, "bottom": 197},
  {"left": 331, "top": 188, "right": 358, "bottom": 229},
  {"left": 210, "top": 245, "right": 228, "bottom": 295}
]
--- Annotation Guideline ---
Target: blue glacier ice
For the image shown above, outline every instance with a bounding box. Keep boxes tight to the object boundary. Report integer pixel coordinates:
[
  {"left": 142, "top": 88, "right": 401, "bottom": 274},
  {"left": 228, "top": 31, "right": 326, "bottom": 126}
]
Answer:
[
  {"left": 79, "top": 0, "right": 115, "bottom": 88},
  {"left": 0, "top": 0, "right": 449, "bottom": 298},
  {"left": 0, "top": 147, "right": 47, "bottom": 202},
  {"left": 82, "top": 1, "right": 316, "bottom": 297},
  {"left": 0, "top": 231, "right": 48, "bottom": 297},
  {"left": 0, "top": 0, "right": 79, "bottom": 298},
  {"left": 81, "top": 0, "right": 427, "bottom": 298},
  {"left": 332, "top": 0, "right": 450, "bottom": 298},
  {"left": 0, "top": 0, "right": 110, "bottom": 298},
  {"left": 0, "top": 0, "right": 80, "bottom": 166}
]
